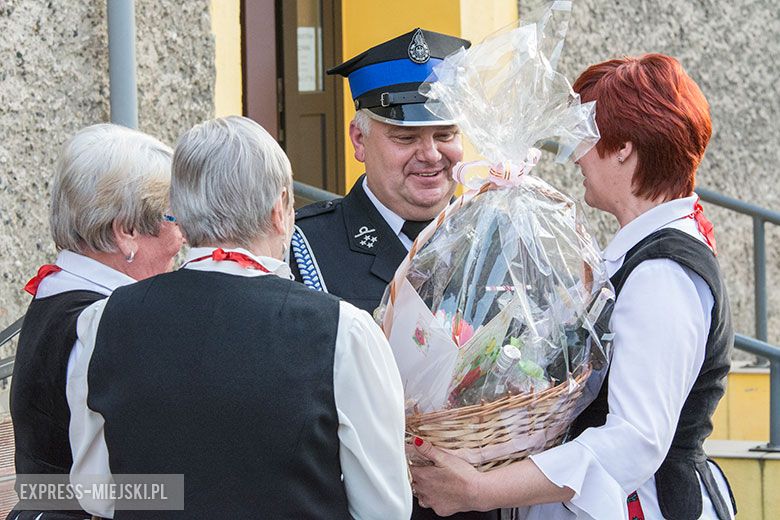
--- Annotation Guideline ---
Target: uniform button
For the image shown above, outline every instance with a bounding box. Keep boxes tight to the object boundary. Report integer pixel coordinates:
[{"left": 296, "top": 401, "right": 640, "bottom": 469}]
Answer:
[{"left": 326, "top": 201, "right": 333, "bottom": 207}]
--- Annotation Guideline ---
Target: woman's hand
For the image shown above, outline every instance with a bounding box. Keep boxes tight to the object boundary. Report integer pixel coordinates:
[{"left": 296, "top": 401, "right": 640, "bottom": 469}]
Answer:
[
  {"left": 409, "top": 436, "right": 576, "bottom": 513},
  {"left": 409, "top": 437, "right": 485, "bottom": 516}
]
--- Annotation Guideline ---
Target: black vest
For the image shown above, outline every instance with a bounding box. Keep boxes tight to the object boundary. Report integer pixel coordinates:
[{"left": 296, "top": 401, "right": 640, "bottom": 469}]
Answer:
[
  {"left": 10, "top": 289, "right": 104, "bottom": 518},
  {"left": 572, "top": 229, "right": 735, "bottom": 519},
  {"left": 87, "top": 269, "right": 349, "bottom": 519}
]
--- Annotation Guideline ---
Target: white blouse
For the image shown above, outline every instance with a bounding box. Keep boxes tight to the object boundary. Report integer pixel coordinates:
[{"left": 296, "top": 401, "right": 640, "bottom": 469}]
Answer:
[{"left": 525, "top": 196, "right": 733, "bottom": 520}]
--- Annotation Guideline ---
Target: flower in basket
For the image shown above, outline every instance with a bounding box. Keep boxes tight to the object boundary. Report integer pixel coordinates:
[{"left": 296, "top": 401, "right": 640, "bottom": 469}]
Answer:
[
  {"left": 375, "top": 2, "right": 616, "bottom": 471},
  {"left": 434, "top": 310, "right": 476, "bottom": 347},
  {"left": 413, "top": 326, "right": 427, "bottom": 348}
]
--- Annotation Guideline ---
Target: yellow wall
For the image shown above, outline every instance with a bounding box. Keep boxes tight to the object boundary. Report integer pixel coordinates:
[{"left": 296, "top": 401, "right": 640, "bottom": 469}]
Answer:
[
  {"left": 710, "top": 370, "right": 770, "bottom": 441},
  {"left": 210, "top": 0, "right": 243, "bottom": 117},
  {"left": 339, "top": 0, "right": 517, "bottom": 192},
  {"left": 210, "top": 0, "right": 518, "bottom": 190},
  {"left": 710, "top": 454, "right": 780, "bottom": 520},
  {"left": 455, "top": 0, "right": 518, "bottom": 195},
  {"left": 459, "top": 0, "right": 518, "bottom": 43}
]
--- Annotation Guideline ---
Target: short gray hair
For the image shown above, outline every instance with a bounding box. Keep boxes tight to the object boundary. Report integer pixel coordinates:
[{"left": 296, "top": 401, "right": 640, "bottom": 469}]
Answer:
[
  {"left": 49, "top": 124, "right": 173, "bottom": 254},
  {"left": 353, "top": 109, "right": 374, "bottom": 136},
  {"left": 170, "top": 116, "right": 292, "bottom": 248}
]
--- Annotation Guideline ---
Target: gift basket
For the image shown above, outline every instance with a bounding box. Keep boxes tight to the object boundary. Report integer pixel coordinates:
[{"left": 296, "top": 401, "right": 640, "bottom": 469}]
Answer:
[{"left": 376, "top": 2, "right": 615, "bottom": 471}]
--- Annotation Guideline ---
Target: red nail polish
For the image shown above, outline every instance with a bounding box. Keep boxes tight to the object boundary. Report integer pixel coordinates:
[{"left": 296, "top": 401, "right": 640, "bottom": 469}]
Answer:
[{"left": 414, "top": 436, "right": 423, "bottom": 447}]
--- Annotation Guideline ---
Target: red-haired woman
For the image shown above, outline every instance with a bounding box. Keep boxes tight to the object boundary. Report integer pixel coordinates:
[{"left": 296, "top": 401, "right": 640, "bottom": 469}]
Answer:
[{"left": 409, "top": 54, "right": 736, "bottom": 520}]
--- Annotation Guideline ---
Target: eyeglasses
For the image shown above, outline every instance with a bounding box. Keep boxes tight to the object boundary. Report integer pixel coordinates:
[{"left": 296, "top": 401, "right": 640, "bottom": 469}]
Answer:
[{"left": 162, "top": 214, "right": 177, "bottom": 223}]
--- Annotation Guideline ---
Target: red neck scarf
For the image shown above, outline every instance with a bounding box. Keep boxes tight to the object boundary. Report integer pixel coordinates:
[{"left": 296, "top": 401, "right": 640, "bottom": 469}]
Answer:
[
  {"left": 188, "top": 248, "right": 271, "bottom": 273},
  {"left": 688, "top": 197, "right": 717, "bottom": 255},
  {"left": 24, "top": 264, "right": 63, "bottom": 296}
]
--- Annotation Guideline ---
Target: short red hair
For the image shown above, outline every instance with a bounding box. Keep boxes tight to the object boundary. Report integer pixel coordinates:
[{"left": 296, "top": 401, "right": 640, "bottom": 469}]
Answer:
[{"left": 572, "top": 54, "right": 711, "bottom": 200}]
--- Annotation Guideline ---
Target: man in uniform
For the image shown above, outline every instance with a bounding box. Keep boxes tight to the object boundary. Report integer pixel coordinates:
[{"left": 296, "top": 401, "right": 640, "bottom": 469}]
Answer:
[
  {"left": 290, "top": 28, "right": 468, "bottom": 316},
  {"left": 290, "top": 29, "right": 499, "bottom": 520}
]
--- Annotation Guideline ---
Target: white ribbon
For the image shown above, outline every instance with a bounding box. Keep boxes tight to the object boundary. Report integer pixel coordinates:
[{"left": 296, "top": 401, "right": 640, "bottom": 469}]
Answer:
[{"left": 452, "top": 148, "right": 542, "bottom": 192}]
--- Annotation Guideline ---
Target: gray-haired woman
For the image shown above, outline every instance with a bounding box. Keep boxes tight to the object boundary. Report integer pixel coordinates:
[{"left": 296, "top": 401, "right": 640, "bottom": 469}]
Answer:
[
  {"left": 9, "top": 124, "right": 183, "bottom": 520},
  {"left": 67, "top": 116, "right": 412, "bottom": 519}
]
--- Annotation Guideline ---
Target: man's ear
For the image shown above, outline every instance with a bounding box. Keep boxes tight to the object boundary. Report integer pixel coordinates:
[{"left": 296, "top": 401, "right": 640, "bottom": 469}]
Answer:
[
  {"left": 270, "top": 193, "right": 287, "bottom": 236},
  {"left": 111, "top": 219, "right": 138, "bottom": 258},
  {"left": 349, "top": 120, "right": 367, "bottom": 163}
]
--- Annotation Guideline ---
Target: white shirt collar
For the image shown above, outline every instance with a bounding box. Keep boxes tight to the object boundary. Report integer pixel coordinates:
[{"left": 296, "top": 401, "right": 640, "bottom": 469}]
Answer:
[
  {"left": 362, "top": 177, "right": 414, "bottom": 250},
  {"left": 362, "top": 177, "right": 405, "bottom": 237},
  {"left": 182, "top": 247, "right": 293, "bottom": 280},
  {"left": 603, "top": 195, "right": 702, "bottom": 267},
  {"left": 35, "top": 249, "right": 137, "bottom": 298},
  {"left": 35, "top": 249, "right": 135, "bottom": 298}
]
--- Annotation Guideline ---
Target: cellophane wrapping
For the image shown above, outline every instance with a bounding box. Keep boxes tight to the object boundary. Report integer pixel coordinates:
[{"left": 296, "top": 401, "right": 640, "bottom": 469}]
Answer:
[{"left": 376, "top": 2, "right": 615, "bottom": 468}]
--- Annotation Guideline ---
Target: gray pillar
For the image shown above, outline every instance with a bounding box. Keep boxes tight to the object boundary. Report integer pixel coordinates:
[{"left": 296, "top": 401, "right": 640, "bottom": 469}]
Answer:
[{"left": 107, "top": 0, "right": 138, "bottom": 129}]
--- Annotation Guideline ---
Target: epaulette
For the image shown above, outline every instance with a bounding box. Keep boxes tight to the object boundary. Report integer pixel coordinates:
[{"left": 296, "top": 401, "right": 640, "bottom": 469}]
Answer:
[{"left": 295, "top": 198, "right": 341, "bottom": 220}]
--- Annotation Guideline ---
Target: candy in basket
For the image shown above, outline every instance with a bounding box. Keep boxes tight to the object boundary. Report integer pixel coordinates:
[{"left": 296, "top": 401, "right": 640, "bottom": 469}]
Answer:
[{"left": 375, "top": 3, "right": 615, "bottom": 470}]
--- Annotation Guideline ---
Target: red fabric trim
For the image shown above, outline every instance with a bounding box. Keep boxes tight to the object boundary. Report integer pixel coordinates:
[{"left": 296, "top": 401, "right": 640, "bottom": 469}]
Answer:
[
  {"left": 188, "top": 248, "right": 271, "bottom": 273},
  {"left": 24, "top": 264, "right": 63, "bottom": 296},
  {"left": 687, "top": 197, "right": 717, "bottom": 255}
]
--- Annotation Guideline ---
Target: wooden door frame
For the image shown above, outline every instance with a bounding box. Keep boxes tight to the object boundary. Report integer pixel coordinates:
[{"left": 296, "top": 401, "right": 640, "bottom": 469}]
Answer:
[
  {"left": 241, "top": 0, "right": 345, "bottom": 194},
  {"left": 331, "top": 0, "right": 345, "bottom": 194},
  {"left": 241, "top": 0, "right": 279, "bottom": 140}
]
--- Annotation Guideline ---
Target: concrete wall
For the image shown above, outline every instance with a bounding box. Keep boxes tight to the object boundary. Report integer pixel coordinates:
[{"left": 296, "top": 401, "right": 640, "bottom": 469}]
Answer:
[
  {"left": 0, "top": 0, "right": 215, "bottom": 359},
  {"left": 523, "top": 0, "right": 780, "bottom": 353}
]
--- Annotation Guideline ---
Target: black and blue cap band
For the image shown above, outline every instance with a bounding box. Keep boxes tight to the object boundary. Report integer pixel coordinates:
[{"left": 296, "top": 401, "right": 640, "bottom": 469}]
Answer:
[
  {"left": 347, "top": 58, "right": 443, "bottom": 98},
  {"left": 328, "top": 28, "right": 470, "bottom": 125}
]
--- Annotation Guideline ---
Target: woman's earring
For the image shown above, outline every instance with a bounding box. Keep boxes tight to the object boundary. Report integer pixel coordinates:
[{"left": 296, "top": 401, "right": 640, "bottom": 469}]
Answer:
[
  {"left": 617, "top": 155, "right": 624, "bottom": 163},
  {"left": 126, "top": 249, "right": 136, "bottom": 263}
]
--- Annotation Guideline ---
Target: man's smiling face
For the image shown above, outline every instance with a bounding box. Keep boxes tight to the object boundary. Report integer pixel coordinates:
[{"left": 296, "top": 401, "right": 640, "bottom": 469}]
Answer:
[{"left": 351, "top": 118, "right": 463, "bottom": 221}]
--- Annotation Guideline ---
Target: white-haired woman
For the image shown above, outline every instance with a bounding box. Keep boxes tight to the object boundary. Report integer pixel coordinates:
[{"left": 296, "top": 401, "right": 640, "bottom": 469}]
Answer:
[
  {"left": 67, "top": 116, "right": 412, "bottom": 519},
  {"left": 9, "top": 124, "right": 183, "bottom": 520}
]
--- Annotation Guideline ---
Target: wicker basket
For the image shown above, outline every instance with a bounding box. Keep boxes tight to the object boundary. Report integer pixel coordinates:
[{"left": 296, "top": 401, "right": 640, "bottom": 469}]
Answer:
[
  {"left": 384, "top": 184, "right": 597, "bottom": 472},
  {"left": 406, "top": 365, "right": 591, "bottom": 471}
]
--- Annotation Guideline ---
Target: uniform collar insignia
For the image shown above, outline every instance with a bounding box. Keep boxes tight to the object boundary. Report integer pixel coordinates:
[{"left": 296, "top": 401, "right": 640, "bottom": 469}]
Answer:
[
  {"left": 408, "top": 29, "right": 430, "bottom": 64},
  {"left": 353, "top": 225, "right": 379, "bottom": 250}
]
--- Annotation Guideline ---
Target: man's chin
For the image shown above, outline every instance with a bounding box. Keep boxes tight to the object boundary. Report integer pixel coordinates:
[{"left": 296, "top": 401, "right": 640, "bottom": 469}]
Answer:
[{"left": 410, "top": 193, "right": 454, "bottom": 215}]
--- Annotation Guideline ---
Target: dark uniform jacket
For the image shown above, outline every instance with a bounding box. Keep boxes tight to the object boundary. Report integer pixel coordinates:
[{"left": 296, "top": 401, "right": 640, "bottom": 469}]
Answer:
[
  {"left": 291, "top": 175, "right": 407, "bottom": 316},
  {"left": 291, "top": 176, "right": 499, "bottom": 520}
]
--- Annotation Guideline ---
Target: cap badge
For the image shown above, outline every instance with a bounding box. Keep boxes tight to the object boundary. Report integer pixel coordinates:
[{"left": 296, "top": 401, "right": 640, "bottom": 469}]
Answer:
[{"left": 408, "top": 29, "right": 430, "bottom": 64}]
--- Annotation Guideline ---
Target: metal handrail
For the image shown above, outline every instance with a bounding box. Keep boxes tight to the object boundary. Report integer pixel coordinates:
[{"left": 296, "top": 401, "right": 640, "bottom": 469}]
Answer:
[
  {"left": 697, "top": 187, "right": 780, "bottom": 352},
  {"left": 0, "top": 316, "right": 23, "bottom": 350},
  {"left": 696, "top": 187, "right": 780, "bottom": 225},
  {"left": 0, "top": 316, "right": 23, "bottom": 380},
  {"left": 0, "top": 182, "right": 777, "bottom": 449},
  {"left": 733, "top": 333, "right": 780, "bottom": 453},
  {"left": 695, "top": 186, "right": 780, "bottom": 451},
  {"left": 293, "top": 180, "right": 340, "bottom": 203}
]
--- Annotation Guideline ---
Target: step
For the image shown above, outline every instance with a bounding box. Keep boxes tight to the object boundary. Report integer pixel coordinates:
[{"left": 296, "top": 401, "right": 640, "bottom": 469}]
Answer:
[{"left": 706, "top": 439, "right": 780, "bottom": 520}]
